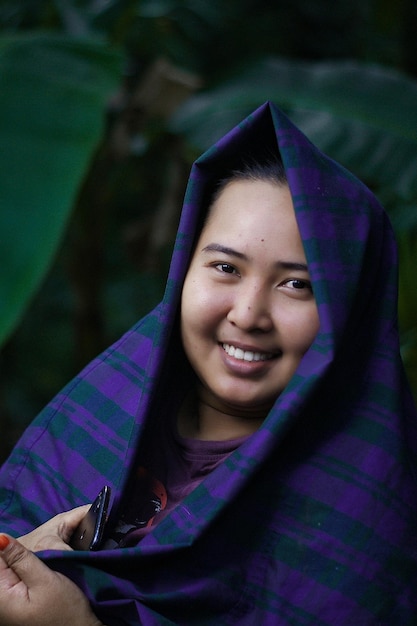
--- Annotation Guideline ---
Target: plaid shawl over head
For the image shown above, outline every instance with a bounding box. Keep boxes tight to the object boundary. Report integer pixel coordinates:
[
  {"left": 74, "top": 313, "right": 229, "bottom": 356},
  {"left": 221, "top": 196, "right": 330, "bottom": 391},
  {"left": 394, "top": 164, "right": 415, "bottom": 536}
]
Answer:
[{"left": 1, "top": 102, "right": 417, "bottom": 625}]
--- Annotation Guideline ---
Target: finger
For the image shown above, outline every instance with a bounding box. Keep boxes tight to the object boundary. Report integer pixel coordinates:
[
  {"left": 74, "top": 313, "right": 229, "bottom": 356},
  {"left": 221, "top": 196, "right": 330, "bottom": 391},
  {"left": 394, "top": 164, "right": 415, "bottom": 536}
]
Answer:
[
  {"left": 0, "top": 548, "right": 21, "bottom": 588},
  {"left": 21, "top": 535, "right": 74, "bottom": 552},
  {"left": 0, "top": 534, "right": 51, "bottom": 589},
  {"left": 56, "top": 504, "right": 91, "bottom": 542},
  {"left": 18, "top": 504, "right": 92, "bottom": 552}
]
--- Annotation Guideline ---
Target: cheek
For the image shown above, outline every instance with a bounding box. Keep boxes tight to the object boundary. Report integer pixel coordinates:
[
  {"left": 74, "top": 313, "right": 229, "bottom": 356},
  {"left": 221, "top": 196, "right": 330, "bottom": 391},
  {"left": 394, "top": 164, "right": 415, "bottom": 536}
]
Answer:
[
  {"left": 181, "top": 270, "right": 229, "bottom": 327},
  {"left": 279, "top": 305, "right": 320, "bottom": 353},
  {"left": 182, "top": 277, "right": 211, "bottom": 325},
  {"left": 301, "top": 308, "right": 320, "bottom": 351},
  {"left": 180, "top": 276, "right": 215, "bottom": 350}
]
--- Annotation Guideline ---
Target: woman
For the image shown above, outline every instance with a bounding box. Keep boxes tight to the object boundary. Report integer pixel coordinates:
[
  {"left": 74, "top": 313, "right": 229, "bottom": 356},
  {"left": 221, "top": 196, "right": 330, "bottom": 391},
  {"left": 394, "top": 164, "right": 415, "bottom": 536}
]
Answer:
[{"left": 0, "top": 101, "right": 416, "bottom": 625}]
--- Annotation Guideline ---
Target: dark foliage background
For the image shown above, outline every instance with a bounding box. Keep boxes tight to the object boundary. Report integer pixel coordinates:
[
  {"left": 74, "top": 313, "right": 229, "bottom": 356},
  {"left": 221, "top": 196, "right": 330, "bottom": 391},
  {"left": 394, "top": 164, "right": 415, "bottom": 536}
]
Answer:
[{"left": 1, "top": 0, "right": 417, "bottom": 462}]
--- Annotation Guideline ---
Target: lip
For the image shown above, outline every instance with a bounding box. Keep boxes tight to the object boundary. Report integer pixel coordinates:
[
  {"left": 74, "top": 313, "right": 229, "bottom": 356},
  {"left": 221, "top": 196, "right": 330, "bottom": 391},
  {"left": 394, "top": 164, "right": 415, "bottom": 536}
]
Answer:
[
  {"left": 219, "top": 342, "right": 281, "bottom": 375},
  {"left": 222, "top": 342, "right": 278, "bottom": 361}
]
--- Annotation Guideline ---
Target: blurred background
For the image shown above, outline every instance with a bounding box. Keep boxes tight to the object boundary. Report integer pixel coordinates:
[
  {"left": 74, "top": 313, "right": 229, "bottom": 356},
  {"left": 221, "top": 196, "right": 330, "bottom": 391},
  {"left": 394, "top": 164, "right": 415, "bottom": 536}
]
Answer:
[{"left": 1, "top": 0, "right": 417, "bottom": 463}]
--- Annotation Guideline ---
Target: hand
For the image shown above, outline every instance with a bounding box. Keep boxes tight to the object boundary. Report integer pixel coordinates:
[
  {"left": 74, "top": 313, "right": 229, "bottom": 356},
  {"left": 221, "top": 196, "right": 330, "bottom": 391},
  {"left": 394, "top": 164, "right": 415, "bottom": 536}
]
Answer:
[
  {"left": 18, "top": 505, "right": 90, "bottom": 552},
  {"left": 0, "top": 534, "right": 104, "bottom": 626}
]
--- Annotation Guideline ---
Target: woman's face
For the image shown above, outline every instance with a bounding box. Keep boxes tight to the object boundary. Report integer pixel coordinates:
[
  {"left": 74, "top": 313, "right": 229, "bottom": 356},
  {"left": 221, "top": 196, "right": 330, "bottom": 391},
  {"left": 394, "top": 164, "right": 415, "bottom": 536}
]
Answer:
[{"left": 180, "top": 179, "right": 319, "bottom": 420}]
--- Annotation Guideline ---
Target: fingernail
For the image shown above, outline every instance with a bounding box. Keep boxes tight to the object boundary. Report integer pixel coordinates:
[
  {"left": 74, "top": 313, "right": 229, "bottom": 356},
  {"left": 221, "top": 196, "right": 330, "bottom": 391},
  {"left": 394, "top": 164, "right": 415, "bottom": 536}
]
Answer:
[{"left": 0, "top": 535, "right": 10, "bottom": 550}]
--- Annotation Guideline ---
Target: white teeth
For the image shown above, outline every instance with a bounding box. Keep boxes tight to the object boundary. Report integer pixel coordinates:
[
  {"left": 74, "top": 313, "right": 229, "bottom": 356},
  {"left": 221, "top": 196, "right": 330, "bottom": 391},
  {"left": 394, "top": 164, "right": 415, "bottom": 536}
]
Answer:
[{"left": 222, "top": 344, "right": 273, "bottom": 362}]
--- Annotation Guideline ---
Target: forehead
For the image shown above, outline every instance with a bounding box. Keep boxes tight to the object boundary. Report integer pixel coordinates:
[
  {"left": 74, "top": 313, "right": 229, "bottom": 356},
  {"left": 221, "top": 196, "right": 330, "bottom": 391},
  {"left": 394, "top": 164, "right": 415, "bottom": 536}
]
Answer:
[
  {"left": 199, "top": 179, "right": 306, "bottom": 260},
  {"left": 208, "top": 176, "right": 292, "bottom": 213}
]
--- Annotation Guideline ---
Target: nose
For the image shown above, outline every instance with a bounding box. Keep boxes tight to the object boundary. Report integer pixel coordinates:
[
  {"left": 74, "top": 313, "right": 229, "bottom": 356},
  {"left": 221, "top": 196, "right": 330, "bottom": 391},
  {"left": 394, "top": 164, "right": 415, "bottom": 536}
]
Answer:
[{"left": 226, "top": 283, "right": 273, "bottom": 332}]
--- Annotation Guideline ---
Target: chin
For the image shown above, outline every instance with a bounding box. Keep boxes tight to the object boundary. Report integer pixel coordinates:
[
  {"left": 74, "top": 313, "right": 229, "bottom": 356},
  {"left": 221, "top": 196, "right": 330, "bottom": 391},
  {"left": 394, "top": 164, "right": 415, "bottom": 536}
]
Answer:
[{"left": 222, "top": 394, "right": 279, "bottom": 416}]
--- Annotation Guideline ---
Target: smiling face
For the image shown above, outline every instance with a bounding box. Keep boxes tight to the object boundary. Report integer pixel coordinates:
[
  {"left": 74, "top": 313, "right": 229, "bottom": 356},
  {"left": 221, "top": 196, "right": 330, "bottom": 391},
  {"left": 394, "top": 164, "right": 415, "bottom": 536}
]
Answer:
[{"left": 180, "top": 179, "right": 319, "bottom": 439}]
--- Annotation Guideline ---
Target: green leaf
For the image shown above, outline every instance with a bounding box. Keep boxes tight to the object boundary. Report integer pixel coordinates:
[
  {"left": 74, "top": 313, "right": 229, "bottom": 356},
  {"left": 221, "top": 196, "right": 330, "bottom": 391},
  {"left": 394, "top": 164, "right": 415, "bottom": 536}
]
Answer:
[
  {"left": 170, "top": 57, "right": 417, "bottom": 201},
  {"left": 0, "top": 33, "right": 122, "bottom": 347}
]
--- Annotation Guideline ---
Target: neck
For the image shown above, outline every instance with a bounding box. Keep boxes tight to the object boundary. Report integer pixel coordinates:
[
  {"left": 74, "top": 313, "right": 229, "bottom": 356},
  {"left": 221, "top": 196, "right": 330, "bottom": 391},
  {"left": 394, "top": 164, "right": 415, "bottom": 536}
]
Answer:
[{"left": 177, "top": 387, "right": 266, "bottom": 441}]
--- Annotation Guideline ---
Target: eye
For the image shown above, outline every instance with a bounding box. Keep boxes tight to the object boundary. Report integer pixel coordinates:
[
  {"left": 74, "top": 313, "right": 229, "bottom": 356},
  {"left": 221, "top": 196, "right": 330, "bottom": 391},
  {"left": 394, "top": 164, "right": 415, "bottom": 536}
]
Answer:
[
  {"left": 214, "top": 263, "right": 238, "bottom": 275},
  {"left": 279, "top": 278, "right": 314, "bottom": 297},
  {"left": 287, "top": 279, "right": 311, "bottom": 290}
]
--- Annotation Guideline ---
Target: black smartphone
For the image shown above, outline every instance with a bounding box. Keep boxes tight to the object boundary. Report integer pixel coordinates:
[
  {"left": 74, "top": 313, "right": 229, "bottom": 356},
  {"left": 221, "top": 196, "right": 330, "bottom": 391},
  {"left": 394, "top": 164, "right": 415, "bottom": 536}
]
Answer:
[{"left": 70, "top": 485, "right": 111, "bottom": 551}]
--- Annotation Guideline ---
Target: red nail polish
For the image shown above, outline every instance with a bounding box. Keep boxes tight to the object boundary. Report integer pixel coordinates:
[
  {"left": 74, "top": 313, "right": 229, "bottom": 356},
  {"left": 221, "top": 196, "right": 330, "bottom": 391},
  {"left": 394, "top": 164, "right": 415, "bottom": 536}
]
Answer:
[{"left": 0, "top": 535, "right": 10, "bottom": 550}]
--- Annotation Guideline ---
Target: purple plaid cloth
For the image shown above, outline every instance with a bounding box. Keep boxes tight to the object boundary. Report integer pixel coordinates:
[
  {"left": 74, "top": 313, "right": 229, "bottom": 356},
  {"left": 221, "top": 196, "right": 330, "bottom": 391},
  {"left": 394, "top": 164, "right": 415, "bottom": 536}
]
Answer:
[{"left": 1, "top": 102, "right": 416, "bottom": 625}]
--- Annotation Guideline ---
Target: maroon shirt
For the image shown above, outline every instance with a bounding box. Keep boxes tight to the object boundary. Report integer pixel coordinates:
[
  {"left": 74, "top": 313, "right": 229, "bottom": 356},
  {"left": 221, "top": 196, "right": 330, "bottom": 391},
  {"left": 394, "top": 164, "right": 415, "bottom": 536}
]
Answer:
[{"left": 105, "top": 417, "right": 248, "bottom": 548}]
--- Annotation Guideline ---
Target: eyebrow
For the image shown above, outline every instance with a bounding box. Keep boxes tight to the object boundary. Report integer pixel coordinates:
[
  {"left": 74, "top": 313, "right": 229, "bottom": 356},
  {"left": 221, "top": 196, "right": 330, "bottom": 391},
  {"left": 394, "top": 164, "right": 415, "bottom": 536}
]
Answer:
[{"left": 201, "top": 243, "right": 309, "bottom": 272}]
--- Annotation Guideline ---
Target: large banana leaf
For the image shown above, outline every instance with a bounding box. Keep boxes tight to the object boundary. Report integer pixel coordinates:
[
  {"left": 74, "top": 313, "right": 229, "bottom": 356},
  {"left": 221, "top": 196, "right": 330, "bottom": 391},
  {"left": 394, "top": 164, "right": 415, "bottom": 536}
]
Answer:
[
  {"left": 0, "top": 34, "right": 122, "bottom": 347},
  {"left": 170, "top": 57, "right": 417, "bottom": 203}
]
